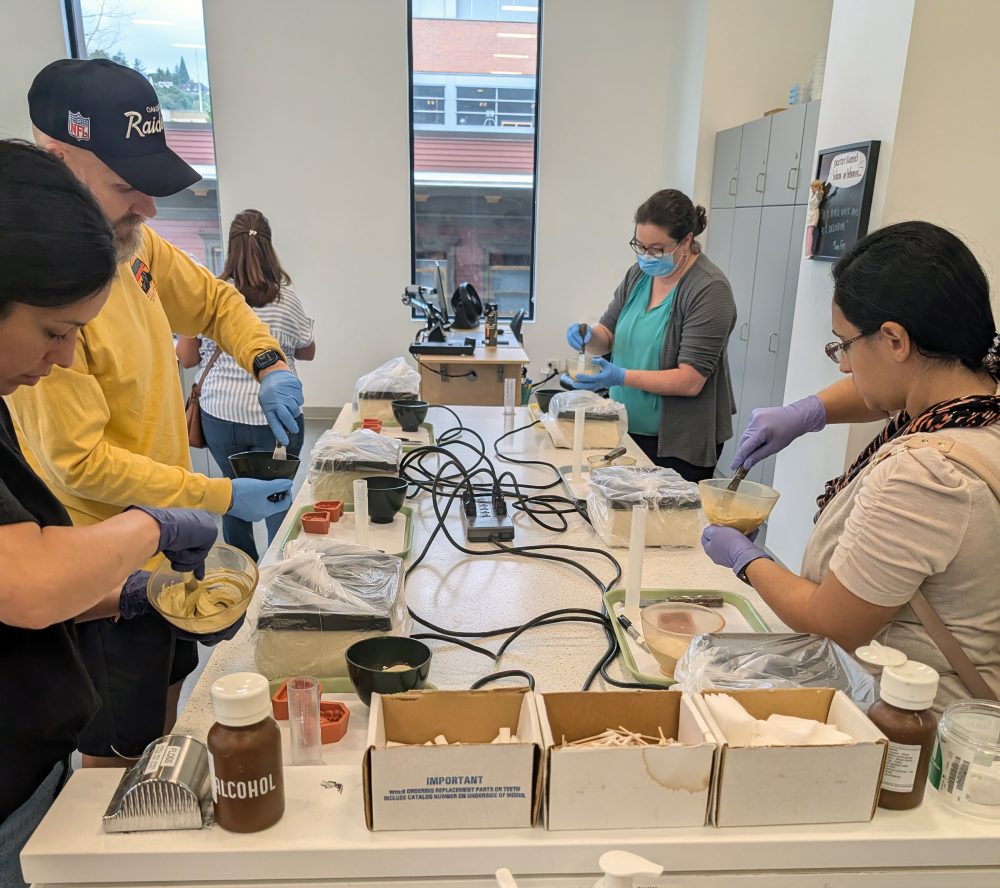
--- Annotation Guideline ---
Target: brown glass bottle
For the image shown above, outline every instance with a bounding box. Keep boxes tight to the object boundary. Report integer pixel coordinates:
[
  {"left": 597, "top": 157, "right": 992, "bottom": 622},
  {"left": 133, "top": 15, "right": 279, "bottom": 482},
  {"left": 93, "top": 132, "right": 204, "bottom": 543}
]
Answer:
[
  {"left": 208, "top": 672, "right": 285, "bottom": 832},
  {"left": 868, "top": 661, "right": 939, "bottom": 811}
]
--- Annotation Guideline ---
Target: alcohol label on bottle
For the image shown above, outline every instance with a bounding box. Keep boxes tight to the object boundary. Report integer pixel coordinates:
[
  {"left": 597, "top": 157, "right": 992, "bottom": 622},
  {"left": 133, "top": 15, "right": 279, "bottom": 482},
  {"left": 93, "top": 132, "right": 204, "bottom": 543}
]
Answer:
[{"left": 882, "top": 741, "right": 921, "bottom": 793}]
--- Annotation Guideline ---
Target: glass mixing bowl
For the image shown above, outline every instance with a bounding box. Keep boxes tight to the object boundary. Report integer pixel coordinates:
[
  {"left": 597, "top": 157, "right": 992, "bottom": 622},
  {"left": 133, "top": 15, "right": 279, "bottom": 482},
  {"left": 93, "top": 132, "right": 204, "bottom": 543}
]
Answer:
[
  {"left": 147, "top": 543, "right": 257, "bottom": 635},
  {"left": 699, "top": 477, "right": 780, "bottom": 534}
]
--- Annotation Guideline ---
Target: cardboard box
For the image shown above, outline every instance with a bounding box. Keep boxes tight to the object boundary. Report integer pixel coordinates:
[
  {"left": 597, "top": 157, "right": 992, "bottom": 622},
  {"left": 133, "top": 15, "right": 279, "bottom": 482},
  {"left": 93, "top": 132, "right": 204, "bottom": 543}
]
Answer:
[
  {"left": 537, "top": 691, "right": 716, "bottom": 830},
  {"left": 694, "top": 688, "right": 888, "bottom": 827},
  {"left": 363, "top": 688, "right": 542, "bottom": 831}
]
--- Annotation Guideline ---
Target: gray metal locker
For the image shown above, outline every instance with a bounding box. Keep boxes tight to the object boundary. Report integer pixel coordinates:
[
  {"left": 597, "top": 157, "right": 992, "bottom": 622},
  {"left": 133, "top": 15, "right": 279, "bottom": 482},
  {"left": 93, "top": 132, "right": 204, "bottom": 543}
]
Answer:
[
  {"left": 762, "top": 104, "right": 807, "bottom": 206},
  {"left": 710, "top": 126, "right": 742, "bottom": 209},
  {"left": 734, "top": 117, "right": 771, "bottom": 208},
  {"left": 795, "top": 101, "right": 822, "bottom": 204},
  {"left": 705, "top": 207, "right": 735, "bottom": 279}
]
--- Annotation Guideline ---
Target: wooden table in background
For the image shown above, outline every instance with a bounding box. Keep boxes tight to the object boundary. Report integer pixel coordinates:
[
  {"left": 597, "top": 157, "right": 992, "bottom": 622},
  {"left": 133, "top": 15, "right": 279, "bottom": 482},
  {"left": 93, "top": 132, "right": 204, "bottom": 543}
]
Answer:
[{"left": 416, "top": 344, "right": 530, "bottom": 406}]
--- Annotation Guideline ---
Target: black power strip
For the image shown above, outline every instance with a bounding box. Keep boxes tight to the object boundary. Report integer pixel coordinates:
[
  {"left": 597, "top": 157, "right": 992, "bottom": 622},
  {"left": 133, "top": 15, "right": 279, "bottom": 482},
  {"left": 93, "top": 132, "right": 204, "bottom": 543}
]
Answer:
[{"left": 461, "top": 493, "right": 515, "bottom": 542}]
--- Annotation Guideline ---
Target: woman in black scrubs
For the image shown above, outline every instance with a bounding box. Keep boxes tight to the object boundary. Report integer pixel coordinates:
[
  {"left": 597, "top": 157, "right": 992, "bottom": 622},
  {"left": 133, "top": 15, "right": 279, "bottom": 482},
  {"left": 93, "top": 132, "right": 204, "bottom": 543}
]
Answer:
[{"left": 0, "top": 141, "right": 224, "bottom": 887}]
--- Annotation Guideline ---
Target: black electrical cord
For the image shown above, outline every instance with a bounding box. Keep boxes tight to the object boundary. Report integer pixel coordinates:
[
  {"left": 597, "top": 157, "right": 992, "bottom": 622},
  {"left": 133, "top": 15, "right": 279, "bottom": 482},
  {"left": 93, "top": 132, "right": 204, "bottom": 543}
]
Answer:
[
  {"left": 415, "top": 357, "right": 477, "bottom": 380},
  {"left": 528, "top": 369, "right": 558, "bottom": 391},
  {"left": 471, "top": 670, "right": 535, "bottom": 691}
]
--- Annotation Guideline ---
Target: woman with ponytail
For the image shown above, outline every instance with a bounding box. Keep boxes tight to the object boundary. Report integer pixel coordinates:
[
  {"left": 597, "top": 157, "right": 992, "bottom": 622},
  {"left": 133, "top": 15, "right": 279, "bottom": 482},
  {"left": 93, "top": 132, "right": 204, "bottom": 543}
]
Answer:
[
  {"left": 177, "top": 210, "right": 315, "bottom": 560},
  {"left": 703, "top": 221, "right": 1000, "bottom": 709},
  {"left": 565, "top": 189, "right": 738, "bottom": 482}
]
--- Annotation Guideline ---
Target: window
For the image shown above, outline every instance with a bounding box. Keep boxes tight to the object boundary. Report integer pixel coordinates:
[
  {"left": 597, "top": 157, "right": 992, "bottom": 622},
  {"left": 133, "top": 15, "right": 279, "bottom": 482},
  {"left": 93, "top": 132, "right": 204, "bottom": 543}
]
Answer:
[
  {"left": 66, "top": 0, "right": 223, "bottom": 270},
  {"left": 410, "top": 1, "right": 540, "bottom": 320}
]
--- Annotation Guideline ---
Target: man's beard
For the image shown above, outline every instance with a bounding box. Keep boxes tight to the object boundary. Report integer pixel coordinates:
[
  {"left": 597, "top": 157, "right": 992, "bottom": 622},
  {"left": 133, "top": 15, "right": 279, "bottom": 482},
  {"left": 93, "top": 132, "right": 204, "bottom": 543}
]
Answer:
[{"left": 113, "top": 215, "right": 145, "bottom": 262}]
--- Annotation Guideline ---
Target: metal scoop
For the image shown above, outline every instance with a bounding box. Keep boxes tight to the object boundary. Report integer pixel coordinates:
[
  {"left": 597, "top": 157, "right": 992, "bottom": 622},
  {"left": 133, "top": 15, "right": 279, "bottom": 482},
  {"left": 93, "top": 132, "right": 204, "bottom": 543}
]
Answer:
[
  {"left": 726, "top": 465, "right": 749, "bottom": 493},
  {"left": 272, "top": 440, "right": 287, "bottom": 461}
]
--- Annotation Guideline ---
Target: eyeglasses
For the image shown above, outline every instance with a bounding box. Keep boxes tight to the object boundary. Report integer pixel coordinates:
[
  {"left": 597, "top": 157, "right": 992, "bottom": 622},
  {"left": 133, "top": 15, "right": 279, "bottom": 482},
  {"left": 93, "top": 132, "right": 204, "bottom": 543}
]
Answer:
[
  {"left": 628, "top": 237, "right": 679, "bottom": 260},
  {"left": 824, "top": 332, "right": 871, "bottom": 363}
]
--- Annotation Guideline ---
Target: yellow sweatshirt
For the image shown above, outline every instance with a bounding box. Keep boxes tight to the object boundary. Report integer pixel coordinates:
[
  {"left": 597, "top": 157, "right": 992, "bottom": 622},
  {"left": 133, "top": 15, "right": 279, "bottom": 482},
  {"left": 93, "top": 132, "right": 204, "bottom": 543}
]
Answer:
[{"left": 7, "top": 225, "right": 282, "bottom": 526}]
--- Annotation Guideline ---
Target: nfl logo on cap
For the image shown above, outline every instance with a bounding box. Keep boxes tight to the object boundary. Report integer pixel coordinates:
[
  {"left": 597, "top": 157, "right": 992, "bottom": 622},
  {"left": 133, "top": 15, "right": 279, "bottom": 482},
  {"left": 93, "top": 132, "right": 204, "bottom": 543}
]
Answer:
[{"left": 67, "top": 110, "right": 90, "bottom": 142}]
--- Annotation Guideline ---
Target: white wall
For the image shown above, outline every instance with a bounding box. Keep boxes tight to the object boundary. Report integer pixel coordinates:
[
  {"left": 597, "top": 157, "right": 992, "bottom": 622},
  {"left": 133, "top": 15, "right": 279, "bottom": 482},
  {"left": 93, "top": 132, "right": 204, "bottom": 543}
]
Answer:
[
  {"left": 0, "top": 0, "right": 67, "bottom": 139},
  {"left": 881, "top": 0, "right": 1000, "bottom": 313},
  {"left": 203, "top": 0, "right": 414, "bottom": 411},
  {"left": 692, "top": 0, "right": 834, "bottom": 212},
  {"left": 767, "top": 0, "right": 916, "bottom": 567},
  {"left": 530, "top": 0, "right": 707, "bottom": 379}
]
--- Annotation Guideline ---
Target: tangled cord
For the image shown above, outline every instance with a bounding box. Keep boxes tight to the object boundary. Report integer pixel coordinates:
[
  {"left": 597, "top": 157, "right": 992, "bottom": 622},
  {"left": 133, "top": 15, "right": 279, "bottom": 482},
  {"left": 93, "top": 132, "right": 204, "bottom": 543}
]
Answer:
[{"left": 397, "top": 406, "right": 652, "bottom": 691}]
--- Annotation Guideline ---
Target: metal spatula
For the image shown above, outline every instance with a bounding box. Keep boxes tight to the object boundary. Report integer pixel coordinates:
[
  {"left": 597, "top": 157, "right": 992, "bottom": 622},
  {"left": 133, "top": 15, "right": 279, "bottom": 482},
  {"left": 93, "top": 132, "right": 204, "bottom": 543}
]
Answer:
[
  {"left": 272, "top": 441, "right": 287, "bottom": 461},
  {"left": 726, "top": 465, "right": 749, "bottom": 493}
]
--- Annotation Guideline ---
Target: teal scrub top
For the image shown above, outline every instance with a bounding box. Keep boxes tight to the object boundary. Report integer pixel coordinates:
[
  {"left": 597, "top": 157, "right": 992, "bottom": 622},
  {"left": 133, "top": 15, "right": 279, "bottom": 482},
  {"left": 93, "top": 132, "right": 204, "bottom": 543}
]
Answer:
[{"left": 609, "top": 274, "right": 676, "bottom": 436}]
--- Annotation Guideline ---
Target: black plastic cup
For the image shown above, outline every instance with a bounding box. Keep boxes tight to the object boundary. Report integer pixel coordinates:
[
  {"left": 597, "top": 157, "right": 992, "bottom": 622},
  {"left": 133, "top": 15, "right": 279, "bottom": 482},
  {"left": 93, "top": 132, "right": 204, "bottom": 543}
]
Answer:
[
  {"left": 346, "top": 636, "right": 432, "bottom": 706},
  {"left": 228, "top": 451, "right": 300, "bottom": 501},
  {"left": 365, "top": 476, "right": 407, "bottom": 524},
  {"left": 391, "top": 399, "right": 429, "bottom": 432},
  {"left": 534, "top": 388, "right": 558, "bottom": 413}
]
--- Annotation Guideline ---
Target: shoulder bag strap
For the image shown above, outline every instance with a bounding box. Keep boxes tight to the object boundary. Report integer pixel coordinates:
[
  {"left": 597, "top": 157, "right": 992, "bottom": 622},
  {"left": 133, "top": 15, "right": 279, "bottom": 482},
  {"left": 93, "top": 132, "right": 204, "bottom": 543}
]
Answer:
[
  {"left": 872, "top": 433, "right": 1000, "bottom": 700},
  {"left": 192, "top": 345, "right": 223, "bottom": 394}
]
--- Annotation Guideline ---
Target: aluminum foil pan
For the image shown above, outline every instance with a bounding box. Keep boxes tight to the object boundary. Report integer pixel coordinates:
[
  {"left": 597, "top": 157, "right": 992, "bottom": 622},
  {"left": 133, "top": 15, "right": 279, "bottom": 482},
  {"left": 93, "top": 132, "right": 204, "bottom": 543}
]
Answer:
[{"left": 103, "top": 734, "right": 211, "bottom": 832}]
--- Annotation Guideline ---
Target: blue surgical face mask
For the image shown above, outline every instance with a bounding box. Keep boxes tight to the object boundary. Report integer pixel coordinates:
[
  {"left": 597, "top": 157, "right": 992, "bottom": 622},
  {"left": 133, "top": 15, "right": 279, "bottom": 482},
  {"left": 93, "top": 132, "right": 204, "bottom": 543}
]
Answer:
[{"left": 637, "top": 244, "right": 680, "bottom": 277}]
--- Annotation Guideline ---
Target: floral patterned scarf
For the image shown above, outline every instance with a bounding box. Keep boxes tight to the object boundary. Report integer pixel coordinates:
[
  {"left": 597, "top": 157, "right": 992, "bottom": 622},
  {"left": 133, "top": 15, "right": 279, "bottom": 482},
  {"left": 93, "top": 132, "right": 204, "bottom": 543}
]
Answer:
[{"left": 815, "top": 394, "right": 1000, "bottom": 515}]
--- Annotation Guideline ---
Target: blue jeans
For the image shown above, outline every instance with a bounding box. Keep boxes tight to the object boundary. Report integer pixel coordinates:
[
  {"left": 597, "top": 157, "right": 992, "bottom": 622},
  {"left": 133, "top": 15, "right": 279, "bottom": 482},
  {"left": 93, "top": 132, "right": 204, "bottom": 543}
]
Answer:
[
  {"left": 201, "top": 411, "right": 305, "bottom": 561},
  {"left": 0, "top": 759, "right": 69, "bottom": 888}
]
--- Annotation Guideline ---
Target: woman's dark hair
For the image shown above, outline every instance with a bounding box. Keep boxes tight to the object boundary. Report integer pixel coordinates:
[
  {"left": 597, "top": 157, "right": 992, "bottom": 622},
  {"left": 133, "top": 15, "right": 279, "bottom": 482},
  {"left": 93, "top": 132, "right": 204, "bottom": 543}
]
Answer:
[
  {"left": 220, "top": 209, "right": 291, "bottom": 308},
  {"left": 0, "top": 139, "right": 116, "bottom": 317},
  {"left": 833, "top": 221, "right": 997, "bottom": 376},
  {"left": 634, "top": 189, "right": 708, "bottom": 244}
]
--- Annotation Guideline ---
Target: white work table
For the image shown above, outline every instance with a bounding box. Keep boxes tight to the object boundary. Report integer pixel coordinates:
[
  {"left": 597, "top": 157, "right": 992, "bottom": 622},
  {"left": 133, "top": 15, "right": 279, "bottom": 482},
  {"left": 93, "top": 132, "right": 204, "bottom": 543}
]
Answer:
[{"left": 23, "top": 406, "right": 1000, "bottom": 887}]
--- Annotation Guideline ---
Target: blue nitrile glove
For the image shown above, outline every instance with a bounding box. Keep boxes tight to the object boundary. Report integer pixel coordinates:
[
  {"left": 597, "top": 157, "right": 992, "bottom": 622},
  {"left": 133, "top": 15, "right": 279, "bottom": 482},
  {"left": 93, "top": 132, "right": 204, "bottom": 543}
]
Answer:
[
  {"left": 566, "top": 322, "right": 591, "bottom": 351},
  {"left": 119, "top": 571, "right": 245, "bottom": 646},
  {"left": 126, "top": 506, "right": 218, "bottom": 579},
  {"left": 700, "top": 525, "right": 772, "bottom": 578},
  {"left": 228, "top": 477, "right": 293, "bottom": 522},
  {"left": 257, "top": 368, "right": 304, "bottom": 446},
  {"left": 731, "top": 395, "right": 826, "bottom": 471},
  {"left": 574, "top": 356, "right": 626, "bottom": 391}
]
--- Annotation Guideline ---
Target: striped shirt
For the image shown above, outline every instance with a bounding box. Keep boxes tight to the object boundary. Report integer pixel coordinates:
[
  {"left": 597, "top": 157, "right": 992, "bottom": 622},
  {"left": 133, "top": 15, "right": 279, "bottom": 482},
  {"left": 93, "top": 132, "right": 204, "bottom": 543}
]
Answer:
[{"left": 197, "top": 283, "right": 314, "bottom": 425}]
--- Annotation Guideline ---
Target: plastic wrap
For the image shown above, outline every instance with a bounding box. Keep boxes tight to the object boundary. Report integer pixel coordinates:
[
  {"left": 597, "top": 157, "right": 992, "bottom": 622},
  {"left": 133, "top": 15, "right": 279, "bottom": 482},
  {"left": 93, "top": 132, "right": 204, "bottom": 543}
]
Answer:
[
  {"left": 306, "top": 429, "right": 401, "bottom": 503},
  {"left": 587, "top": 466, "right": 702, "bottom": 548},
  {"left": 353, "top": 356, "right": 421, "bottom": 421},
  {"left": 673, "top": 632, "right": 877, "bottom": 710},
  {"left": 541, "top": 390, "right": 628, "bottom": 449},
  {"left": 253, "top": 548, "right": 409, "bottom": 681}
]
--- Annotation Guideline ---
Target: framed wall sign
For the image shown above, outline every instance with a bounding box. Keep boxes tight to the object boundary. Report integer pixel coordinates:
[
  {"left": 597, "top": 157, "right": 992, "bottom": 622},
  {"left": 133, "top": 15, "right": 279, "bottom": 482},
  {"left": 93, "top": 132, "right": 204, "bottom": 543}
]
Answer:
[{"left": 808, "top": 140, "right": 881, "bottom": 262}]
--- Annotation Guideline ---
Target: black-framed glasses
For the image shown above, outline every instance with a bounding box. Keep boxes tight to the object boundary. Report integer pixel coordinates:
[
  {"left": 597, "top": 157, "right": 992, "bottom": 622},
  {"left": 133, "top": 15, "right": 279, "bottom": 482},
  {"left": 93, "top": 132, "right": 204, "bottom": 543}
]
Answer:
[
  {"left": 628, "top": 237, "right": 679, "bottom": 260},
  {"left": 824, "top": 332, "right": 872, "bottom": 363}
]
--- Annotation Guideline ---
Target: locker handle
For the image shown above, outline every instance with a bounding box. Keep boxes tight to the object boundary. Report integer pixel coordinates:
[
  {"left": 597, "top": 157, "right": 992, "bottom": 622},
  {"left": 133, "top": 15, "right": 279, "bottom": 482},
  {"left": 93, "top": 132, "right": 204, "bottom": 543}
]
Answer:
[
  {"left": 739, "top": 322, "right": 750, "bottom": 342},
  {"left": 728, "top": 176, "right": 737, "bottom": 196},
  {"left": 768, "top": 332, "right": 779, "bottom": 353},
  {"left": 755, "top": 172, "right": 765, "bottom": 193},
  {"left": 787, "top": 167, "right": 798, "bottom": 191}
]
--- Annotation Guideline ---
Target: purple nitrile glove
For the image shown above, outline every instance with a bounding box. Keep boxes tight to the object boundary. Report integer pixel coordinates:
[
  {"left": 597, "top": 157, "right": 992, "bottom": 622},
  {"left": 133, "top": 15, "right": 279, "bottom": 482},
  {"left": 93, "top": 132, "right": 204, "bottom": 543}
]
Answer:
[
  {"left": 566, "top": 322, "right": 592, "bottom": 351},
  {"left": 258, "top": 369, "right": 304, "bottom": 446},
  {"left": 574, "top": 356, "right": 626, "bottom": 391},
  {"left": 127, "top": 506, "right": 218, "bottom": 579},
  {"left": 701, "top": 525, "right": 772, "bottom": 577},
  {"left": 731, "top": 395, "right": 826, "bottom": 471},
  {"left": 119, "top": 570, "right": 246, "bottom": 646}
]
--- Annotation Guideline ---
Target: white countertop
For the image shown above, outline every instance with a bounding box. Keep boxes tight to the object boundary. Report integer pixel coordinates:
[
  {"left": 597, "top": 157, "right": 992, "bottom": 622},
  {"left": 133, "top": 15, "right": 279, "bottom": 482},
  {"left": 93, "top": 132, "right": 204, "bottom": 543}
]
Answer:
[{"left": 22, "top": 405, "right": 1000, "bottom": 887}]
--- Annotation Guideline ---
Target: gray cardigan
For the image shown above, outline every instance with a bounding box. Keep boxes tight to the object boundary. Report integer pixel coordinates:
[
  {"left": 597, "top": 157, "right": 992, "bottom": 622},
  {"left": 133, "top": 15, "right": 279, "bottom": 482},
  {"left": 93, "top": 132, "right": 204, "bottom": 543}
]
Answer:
[{"left": 598, "top": 254, "right": 737, "bottom": 467}]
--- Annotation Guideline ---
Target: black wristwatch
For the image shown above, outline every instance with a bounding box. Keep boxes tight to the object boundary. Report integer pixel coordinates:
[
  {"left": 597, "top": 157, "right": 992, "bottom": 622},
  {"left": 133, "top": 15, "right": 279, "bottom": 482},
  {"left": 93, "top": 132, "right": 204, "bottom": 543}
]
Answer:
[{"left": 252, "top": 349, "right": 284, "bottom": 379}]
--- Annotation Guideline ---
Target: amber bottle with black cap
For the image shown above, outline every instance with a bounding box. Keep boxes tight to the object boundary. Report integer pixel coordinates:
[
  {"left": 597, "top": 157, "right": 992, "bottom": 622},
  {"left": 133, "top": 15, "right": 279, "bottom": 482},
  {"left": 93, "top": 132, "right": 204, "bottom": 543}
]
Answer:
[{"left": 868, "top": 660, "right": 940, "bottom": 810}]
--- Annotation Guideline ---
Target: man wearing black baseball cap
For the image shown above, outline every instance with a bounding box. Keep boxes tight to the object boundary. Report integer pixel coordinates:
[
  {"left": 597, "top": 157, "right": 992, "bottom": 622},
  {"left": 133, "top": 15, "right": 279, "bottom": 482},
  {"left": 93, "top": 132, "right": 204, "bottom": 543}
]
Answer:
[{"left": 10, "top": 58, "right": 306, "bottom": 767}]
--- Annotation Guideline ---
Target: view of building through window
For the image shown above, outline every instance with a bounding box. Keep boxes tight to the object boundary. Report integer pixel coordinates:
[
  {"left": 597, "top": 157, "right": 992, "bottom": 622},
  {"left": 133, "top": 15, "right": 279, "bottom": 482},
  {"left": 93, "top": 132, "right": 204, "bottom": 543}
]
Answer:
[
  {"left": 68, "top": 0, "right": 223, "bottom": 272},
  {"left": 411, "top": 1, "right": 540, "bottom": 321}
]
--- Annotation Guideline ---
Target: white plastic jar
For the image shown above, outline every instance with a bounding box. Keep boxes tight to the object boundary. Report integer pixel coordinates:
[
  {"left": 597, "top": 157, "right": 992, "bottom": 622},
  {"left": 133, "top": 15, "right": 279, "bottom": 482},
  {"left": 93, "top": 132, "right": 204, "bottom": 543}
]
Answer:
[{"left": 928, "top": 699, "right": 1000, "bottom": 819}]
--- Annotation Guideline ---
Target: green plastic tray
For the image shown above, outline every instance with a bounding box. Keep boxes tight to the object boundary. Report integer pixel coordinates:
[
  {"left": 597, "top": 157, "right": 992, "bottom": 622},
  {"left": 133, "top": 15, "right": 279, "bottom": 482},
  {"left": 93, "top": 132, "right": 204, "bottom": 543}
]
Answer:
[
  {"left": 350, "top": 420, "right": 435, "bottom": 452},
  {"left": 603, "top": 587, "right": 771, "bottom": 688},
  {"left": 282, "top": 503, "right": 413, "bottom": 558}
]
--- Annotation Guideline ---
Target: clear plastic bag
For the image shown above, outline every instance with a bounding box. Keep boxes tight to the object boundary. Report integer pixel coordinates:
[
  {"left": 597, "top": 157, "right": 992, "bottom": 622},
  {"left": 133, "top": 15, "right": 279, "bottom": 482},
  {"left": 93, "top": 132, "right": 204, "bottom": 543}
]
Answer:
[
  {"left": 587, "top": 466, "right": 702, "bottom": 547},
  {"left": 673, "top": 632, "right": 877, "bottom": 710},
  {"left": 253, "top": 548, "right": 409, "bottom": 681},
  {"left": 306, "top": 429, "right": 402, "bottom": 503},
  {"left": 540, "top": 390, "right": 628, "bottom": 449},
  {"left": 353, "top": 356, "right": 421, "bottom": 421}
]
